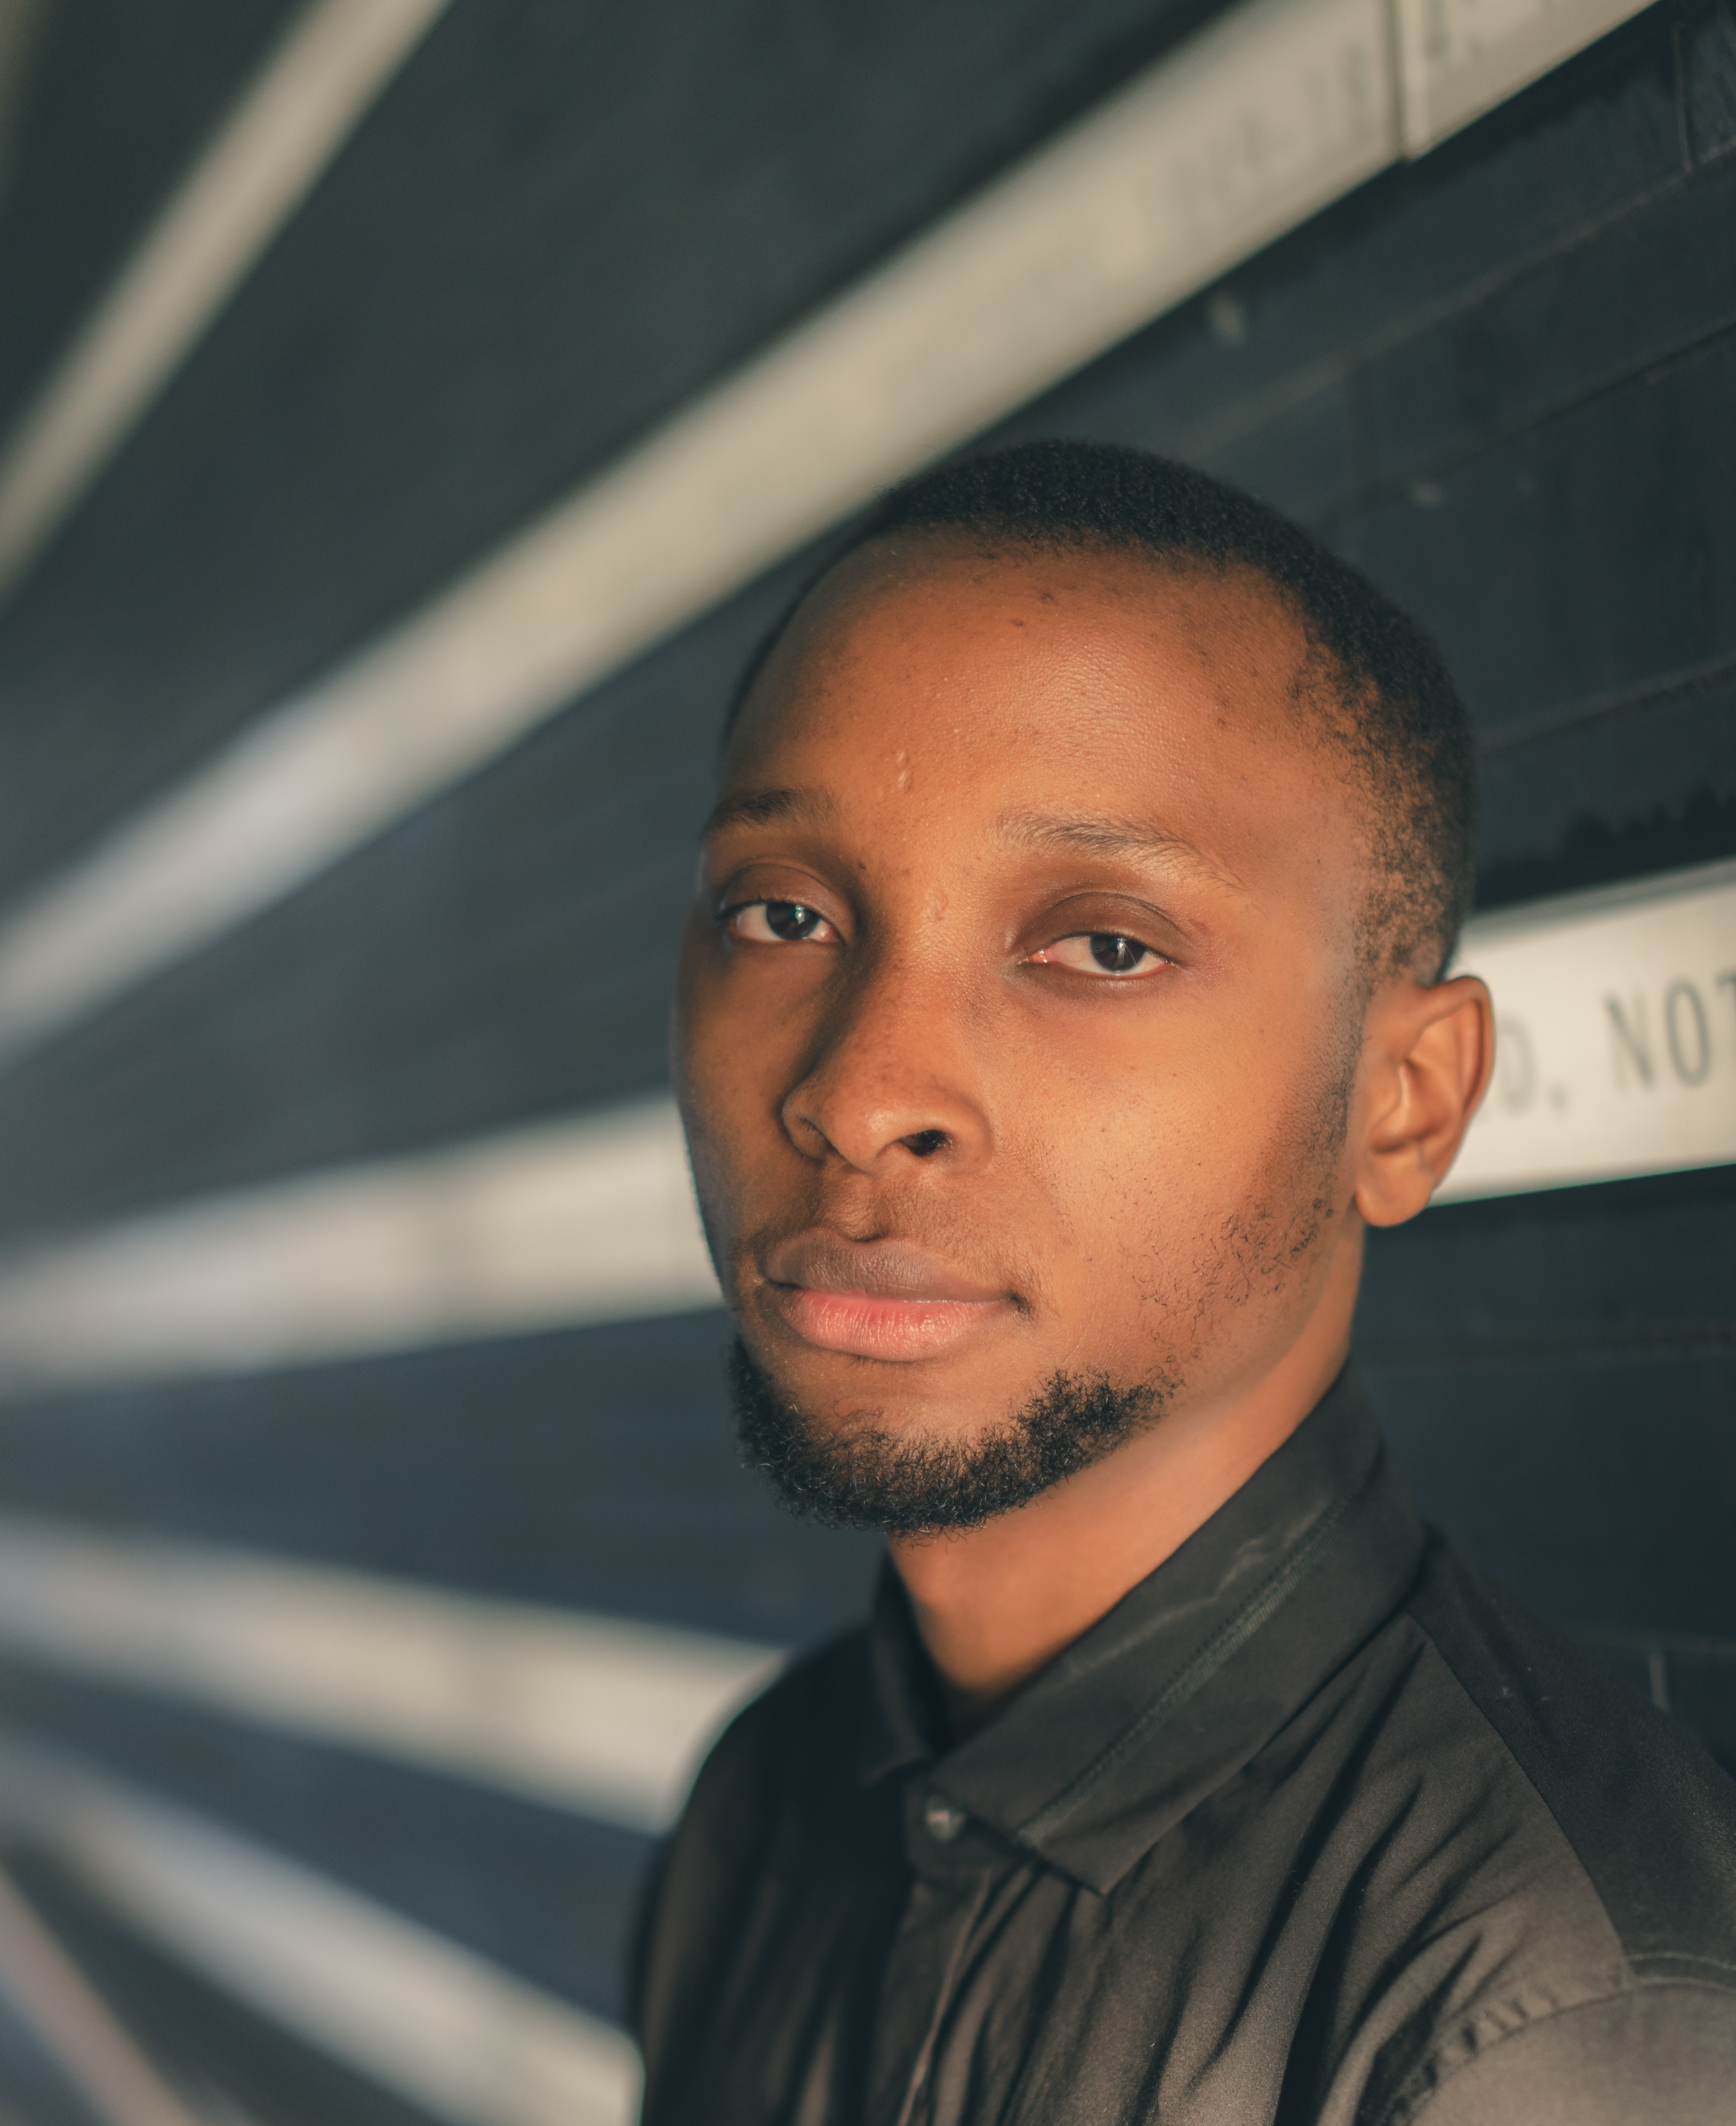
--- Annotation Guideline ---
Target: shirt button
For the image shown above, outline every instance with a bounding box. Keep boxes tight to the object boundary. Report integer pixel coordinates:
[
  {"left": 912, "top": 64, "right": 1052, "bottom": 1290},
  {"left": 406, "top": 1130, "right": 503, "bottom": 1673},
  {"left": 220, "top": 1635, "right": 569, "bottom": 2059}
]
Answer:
[{"left": 923, "top": 1794, "right": 967, "bottom": 1843}]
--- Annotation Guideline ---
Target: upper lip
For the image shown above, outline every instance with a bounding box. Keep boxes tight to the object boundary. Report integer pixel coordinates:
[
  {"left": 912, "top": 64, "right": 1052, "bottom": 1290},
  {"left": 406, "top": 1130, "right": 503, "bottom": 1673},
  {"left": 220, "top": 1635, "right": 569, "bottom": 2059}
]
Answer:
[{"left": 762, "top": 1231, "right": 1010, "bottom": 1305}]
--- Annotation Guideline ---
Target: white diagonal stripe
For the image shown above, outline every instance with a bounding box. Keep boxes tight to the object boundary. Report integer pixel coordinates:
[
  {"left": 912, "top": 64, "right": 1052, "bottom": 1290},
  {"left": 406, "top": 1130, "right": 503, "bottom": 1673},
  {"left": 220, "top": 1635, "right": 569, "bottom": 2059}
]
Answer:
[
  {"left": 1393, "top": 0, "right": 1654, "bottom": 155},
  {"left": 0, "top": 1866, "right": 204, "bottom": 2126},
  {"left": 0, "top": 1097, "right": 719, "bottom": 1393},
  {"left": 0, "top": 1738, "right": 642, "bottom": 2126},
  {"left": 0, "top": 0, "right": 1399, "bottom": 1053},
  {"left": 0, "top": 0, "right": 451, "bottom": 599},
  {"left": 0, "top": 0, "right": 1651, "bottom": 1059},
  {"left": 0, "top": 1517, "right": 779, "bottom": 1831}
]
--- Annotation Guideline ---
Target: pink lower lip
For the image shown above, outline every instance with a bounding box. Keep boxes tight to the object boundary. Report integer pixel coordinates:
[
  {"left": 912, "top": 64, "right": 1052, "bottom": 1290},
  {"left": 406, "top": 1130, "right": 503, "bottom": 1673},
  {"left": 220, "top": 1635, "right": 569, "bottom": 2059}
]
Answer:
[{"left": 771, "top": 1285, "right": 1008, "bottom": 1361}]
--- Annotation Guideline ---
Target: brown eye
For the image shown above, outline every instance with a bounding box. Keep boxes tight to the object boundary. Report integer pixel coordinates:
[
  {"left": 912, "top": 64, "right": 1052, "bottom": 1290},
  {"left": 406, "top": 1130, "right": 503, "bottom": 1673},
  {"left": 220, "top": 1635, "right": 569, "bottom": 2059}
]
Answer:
[
  {"left": 728, "top": 900, "right": 839, "bottom": 945},
  {"left": 770, "top": 902, "right": 822, "bottom": 941},
  {"left": 1089, "top": 933, "right": 1146, "bottom": 973},
  {"left": 1027, "top": 931, "right": 1167, "bottom": 979}
]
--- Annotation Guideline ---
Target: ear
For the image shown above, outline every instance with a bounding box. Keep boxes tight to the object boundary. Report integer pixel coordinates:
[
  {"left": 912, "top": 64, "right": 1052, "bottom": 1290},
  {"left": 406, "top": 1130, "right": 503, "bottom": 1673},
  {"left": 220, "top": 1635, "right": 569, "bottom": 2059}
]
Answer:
[{"left": 1354, "top": 975, "right": 1494, "bottom": 1228}]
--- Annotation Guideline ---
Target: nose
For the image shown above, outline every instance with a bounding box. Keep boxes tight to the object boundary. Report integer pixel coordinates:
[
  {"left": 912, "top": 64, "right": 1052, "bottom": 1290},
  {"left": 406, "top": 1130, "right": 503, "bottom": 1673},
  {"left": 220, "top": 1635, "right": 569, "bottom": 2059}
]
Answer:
[{"left": 780, "top": 952, "right": 991, "bottom": 1175}]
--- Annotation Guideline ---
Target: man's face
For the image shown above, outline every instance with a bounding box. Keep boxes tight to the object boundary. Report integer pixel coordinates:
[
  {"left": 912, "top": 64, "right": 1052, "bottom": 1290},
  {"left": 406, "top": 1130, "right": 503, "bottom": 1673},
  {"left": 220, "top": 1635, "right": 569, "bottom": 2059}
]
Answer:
[{"left": 674, "top": 534, "right": 1375, "bottom": 1511}]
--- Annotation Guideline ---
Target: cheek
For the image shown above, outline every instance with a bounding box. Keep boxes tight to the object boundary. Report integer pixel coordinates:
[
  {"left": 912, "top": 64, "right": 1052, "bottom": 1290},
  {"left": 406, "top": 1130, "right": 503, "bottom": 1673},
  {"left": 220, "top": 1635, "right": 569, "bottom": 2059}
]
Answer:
[
  {"left": 674, "top": 954, "right": 803, "bottom": 1237},
  {"left": 1006, "top": 1073, "right": 1215, "bottom": 1301},
  {"left": 676, "top": 927, "right": 764, "bottom": 1091},
  {"left": 1019, "top": 1030, "right": 1335, "bottom": 1334}
]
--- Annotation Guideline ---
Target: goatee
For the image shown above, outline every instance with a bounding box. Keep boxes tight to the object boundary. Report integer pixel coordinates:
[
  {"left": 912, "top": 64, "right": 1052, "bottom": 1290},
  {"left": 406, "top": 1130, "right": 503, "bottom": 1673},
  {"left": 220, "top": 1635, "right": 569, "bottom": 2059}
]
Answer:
[{"left": 728, "top": 1337, "right": 1172, "bottom": 1537}]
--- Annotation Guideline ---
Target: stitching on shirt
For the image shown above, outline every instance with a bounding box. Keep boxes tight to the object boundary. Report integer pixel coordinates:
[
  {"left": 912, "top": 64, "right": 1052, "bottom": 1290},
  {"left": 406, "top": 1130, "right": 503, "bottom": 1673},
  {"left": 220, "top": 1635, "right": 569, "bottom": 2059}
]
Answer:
[
  {"left": 1633, "top": 1951, "right": 1736, "bottom": 1981},
  {"left": 1013, "top": 1454, "right": 1379, "bottom": 1844},
  {"left": 1375, "top": 1986, "right": 1619, "bottom": 2126},
  {"left": 1377, "top": 1978, "right": 1736, "bottom": 2126}
]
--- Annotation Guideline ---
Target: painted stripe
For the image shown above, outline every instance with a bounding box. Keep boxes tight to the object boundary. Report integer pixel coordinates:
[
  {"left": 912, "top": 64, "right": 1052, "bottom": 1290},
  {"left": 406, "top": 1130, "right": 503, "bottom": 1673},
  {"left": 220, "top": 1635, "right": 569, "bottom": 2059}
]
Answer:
[
  {"left": 1393, "top": 0, "right": 1655, "bottom": 155},
  {"left": 0, "top": 0, "right": 451, "bottom": 602},
  {"left": 0, "top": 1737, "right": 642, "bottom": 2126},
  {"left": 0, "top": 862, "right": 1725, "bottom": 1396},
  {"left": 0, "top": 1515, "right": 777, "bottom": 1833},
  {"left": 0, "top": 0, "right": 1649, "bottom": 1059},
  {"left": 0, "top": 1865, "right": 204, "bottom": 2126},
  {"left": 0, "top": 1097, "right": 719, "bottom": 1395},
  {"left": 1439, "top": 858, "right": 1736, "bottom": 1201}
]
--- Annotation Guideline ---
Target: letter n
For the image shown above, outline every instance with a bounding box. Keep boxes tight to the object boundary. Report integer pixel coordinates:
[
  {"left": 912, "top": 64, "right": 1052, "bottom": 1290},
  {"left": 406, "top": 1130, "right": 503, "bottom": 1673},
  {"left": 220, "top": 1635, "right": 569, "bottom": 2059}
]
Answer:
[{"left": 1606, "top": 995, "right": 1653, "bottom": 1089}]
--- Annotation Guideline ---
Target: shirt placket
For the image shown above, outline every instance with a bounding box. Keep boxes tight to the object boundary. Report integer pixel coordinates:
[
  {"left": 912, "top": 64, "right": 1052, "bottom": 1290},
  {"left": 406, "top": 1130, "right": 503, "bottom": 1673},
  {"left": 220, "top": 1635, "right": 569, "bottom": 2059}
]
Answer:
[{"left": 864, "top": 1783, "right": 1000, "bottom": 2126}]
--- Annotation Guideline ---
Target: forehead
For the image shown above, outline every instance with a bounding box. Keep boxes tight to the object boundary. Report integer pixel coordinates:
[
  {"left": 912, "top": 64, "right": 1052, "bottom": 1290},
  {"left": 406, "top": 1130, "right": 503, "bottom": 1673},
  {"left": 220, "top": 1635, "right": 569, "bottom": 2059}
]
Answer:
[{"left": 721, "top": 534, "right": 1349, "bottom": 857}]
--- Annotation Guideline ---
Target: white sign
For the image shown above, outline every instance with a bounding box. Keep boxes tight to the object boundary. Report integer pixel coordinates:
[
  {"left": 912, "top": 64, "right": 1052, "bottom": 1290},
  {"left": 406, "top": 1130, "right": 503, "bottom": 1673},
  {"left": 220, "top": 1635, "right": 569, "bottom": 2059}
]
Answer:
[{"left": 1440, "top": 859, "right": 1736, "bottom": 1201}]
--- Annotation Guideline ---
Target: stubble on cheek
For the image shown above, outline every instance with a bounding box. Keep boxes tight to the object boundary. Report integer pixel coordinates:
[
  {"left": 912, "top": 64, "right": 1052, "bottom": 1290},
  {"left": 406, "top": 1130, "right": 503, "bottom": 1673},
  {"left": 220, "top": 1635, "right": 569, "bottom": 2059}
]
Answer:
[{"left": 1124, "top": 1040, "right": 1356, "bottom": 1376}]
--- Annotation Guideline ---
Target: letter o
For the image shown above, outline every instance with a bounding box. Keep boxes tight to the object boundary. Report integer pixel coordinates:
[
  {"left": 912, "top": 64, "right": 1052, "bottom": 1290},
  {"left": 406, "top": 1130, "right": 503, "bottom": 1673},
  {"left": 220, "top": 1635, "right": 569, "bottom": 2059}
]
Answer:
[
  {"left": 1495, "top": 1016, "right": 1536, "bottom": 1113},
  {"left": 1664, "top": 980, "right": 1712, "bottom": 1086}
]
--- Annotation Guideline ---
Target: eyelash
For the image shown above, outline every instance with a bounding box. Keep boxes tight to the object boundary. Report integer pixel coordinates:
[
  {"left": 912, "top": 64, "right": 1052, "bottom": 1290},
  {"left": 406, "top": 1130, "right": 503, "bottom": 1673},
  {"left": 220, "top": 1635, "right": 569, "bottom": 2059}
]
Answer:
[{"left": 722, "top": 900, "right": 1170, "bottom": 980}]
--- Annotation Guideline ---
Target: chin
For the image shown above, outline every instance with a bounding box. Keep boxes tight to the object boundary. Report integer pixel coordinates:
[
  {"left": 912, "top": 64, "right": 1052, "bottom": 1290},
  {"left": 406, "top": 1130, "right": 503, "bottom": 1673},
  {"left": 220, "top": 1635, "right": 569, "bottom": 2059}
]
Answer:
[{"left": 728, "top": 1334, "right": 1172, "bottom": 1537}]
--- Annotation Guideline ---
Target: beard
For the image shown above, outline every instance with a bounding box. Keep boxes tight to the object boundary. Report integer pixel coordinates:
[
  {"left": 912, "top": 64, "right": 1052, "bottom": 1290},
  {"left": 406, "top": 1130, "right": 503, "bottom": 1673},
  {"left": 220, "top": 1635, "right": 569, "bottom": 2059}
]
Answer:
[{"left": 728, "top": 1336, "right": 1174, "bottom": 1537}]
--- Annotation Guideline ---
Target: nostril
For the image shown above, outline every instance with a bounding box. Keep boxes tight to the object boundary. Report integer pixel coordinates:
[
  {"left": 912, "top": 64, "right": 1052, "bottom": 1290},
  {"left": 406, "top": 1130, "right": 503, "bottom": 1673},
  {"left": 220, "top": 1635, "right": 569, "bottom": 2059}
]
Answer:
[{"left": 903, "top": 1129, "right": 948, "bottom": 1159}]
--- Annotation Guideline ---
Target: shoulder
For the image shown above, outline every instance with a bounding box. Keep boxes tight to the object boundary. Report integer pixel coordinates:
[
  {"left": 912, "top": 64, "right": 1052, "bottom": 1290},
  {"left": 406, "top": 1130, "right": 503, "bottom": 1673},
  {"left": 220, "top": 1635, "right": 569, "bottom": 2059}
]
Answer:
[
  {"left": 631, "top": 1625, "right": 872, "bottom": 2052},
  {"left": 649, "top": 1620, "right": 873, "bottom": 1912},
  {"left": 1393, "top": 1981, "right": 1736, "bottom": 2126},
  {"left": 1402, "top": 1534, "right": 1736, "bottom": 1977},
  {"left": 1348, "top": 1536, "right": 1736, "bottom": 2124},
  {"left": 681, "top": 1622, "right": 872, "bottom": 1829}
]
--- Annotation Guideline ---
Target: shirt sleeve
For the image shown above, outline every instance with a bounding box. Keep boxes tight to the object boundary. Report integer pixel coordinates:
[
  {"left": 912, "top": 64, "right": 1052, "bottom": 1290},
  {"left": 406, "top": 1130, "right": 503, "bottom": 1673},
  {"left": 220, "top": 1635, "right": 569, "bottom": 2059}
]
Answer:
[{"left": 1400, "top": 1981, "right": 1736, "bottom": 2126}]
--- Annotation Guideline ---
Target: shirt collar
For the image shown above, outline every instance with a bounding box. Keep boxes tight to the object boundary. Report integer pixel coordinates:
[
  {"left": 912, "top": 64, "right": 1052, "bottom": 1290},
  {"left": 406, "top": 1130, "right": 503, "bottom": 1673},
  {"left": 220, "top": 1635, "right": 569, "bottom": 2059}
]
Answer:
[{"left": 857, "top": 1366, "right": 1425, "bottom": 1894}]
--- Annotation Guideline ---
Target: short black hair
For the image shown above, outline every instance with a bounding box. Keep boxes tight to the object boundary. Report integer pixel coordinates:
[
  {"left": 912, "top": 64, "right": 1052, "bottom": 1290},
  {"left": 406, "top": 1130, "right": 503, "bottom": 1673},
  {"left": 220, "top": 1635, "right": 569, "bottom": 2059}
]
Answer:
[{"left": 727, "top": 440, "right": 1477, "bottom": 984}]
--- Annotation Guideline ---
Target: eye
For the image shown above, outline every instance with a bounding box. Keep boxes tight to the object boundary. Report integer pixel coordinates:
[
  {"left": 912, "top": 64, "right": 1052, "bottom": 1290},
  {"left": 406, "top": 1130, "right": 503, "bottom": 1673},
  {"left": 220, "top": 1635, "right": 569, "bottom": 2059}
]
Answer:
[
  {"left": 1027, "top": 931, "right": 1168, "bottom": 978},
  {"left": 725, "top": 899, "right": 840, "bottom": 945}
]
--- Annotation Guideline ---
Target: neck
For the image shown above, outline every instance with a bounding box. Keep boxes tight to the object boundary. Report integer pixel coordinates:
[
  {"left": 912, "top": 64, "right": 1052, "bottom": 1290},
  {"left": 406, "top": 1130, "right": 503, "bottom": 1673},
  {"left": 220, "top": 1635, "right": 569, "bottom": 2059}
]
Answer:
[{"left": 888, "top": 1233, "right": 1363, "bottom": 1738}]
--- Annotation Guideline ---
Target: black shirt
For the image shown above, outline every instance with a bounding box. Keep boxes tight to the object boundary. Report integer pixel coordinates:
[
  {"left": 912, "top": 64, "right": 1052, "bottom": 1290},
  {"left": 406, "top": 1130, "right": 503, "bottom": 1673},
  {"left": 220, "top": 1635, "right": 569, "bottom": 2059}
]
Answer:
[{"left": 634, "top": 1372, "right": 1736, "bottom": 2124}]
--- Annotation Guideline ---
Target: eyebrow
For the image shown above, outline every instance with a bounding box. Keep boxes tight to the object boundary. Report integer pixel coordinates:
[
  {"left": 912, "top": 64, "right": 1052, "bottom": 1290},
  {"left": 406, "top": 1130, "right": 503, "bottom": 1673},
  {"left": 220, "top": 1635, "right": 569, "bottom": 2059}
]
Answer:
[
  {"left": 701, "top": 786, "right": 837, "bottom": 837},
  {"left": 997, "top": 810, "right": 1245, "bottom": 892}
]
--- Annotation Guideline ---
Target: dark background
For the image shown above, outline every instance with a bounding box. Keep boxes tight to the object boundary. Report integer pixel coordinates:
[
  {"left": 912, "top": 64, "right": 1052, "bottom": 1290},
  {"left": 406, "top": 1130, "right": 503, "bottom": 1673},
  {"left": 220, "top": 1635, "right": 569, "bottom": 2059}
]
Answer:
[{"left": 0, "top": 0, "right": 1731, "bottom": 2117}]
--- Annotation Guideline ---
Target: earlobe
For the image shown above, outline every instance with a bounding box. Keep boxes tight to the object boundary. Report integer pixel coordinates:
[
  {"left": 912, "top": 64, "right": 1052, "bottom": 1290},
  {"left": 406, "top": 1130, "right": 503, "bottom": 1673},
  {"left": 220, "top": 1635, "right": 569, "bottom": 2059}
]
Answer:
[{"left": 1354, "top": 976, "right": 1494, "bottom": 1229}]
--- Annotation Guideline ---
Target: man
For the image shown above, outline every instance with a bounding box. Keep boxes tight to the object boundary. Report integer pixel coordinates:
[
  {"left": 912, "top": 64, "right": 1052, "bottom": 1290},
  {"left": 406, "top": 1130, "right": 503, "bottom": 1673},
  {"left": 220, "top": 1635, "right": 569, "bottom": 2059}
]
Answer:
[{"left": 634, "top": 442, "right": 1736, "bottom": 2124}]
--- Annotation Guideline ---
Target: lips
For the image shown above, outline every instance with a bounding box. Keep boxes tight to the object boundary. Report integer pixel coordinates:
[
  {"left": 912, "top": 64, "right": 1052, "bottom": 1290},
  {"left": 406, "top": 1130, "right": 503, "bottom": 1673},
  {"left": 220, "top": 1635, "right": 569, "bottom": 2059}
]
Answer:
[{"left": 759, "top": 1232, "right": 1016, "bottom": 1362}]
